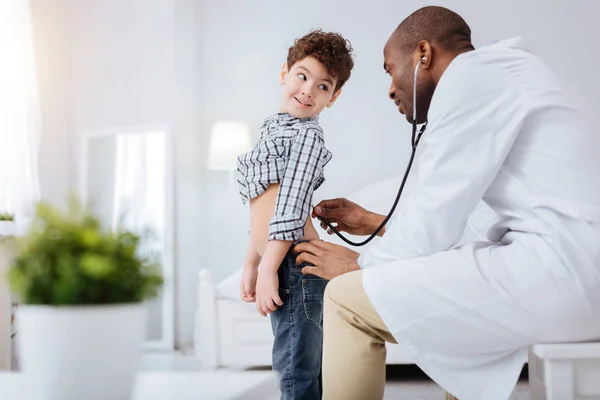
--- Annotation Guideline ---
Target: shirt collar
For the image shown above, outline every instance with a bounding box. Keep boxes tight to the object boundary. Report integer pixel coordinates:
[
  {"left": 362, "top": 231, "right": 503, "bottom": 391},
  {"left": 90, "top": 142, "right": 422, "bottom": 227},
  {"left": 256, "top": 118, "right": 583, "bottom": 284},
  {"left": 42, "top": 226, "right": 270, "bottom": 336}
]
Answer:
[{"left": 263, "top": 112, "right": 319, "bottom": 127}]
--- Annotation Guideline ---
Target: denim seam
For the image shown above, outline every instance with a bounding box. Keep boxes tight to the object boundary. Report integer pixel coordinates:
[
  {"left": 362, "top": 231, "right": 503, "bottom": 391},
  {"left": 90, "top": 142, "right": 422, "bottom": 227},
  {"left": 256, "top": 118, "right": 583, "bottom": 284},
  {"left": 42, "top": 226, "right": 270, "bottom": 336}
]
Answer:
[
  {"left": 286, "top": 256, "right": 295, "bottom": 398},
  {"left": 302, "top": 279, "right": 326, "bottom": 329}
]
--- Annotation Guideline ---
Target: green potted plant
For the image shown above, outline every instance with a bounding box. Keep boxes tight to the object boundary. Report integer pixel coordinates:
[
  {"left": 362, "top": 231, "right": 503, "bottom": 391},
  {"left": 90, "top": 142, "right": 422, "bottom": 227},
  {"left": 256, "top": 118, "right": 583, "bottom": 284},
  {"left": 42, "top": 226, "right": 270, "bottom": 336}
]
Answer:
[
  {"left": 0, "top": 211, "right": 15, "bottom": 237},
  {"left": 8, "top": 197, "right": 163, "bottom": 400}
]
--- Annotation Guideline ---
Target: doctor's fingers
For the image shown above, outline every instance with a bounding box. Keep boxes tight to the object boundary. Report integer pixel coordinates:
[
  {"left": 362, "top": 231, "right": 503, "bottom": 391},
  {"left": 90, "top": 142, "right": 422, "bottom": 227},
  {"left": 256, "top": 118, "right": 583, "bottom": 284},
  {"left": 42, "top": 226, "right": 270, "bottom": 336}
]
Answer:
[
  {"left": 301, "top": 265, "right": 325, "bottom": 279},
  {"left": 319, "top": 218, "right": 345, "bottom": 231},
  {"left": 293, "top": 241, "right": 325, "bottom": 258},
  {"left": 323, "top": 221, "right": 349, "bottom": 234},
  {"left": 295, "top": 252, "right": 321, "bottom": 267},
  {"left": 308, "top": 239, "right": 338, "bottom": 252},
  {"left": 331, "top": 225, "right": 350, "bottom": 234},
  {"left": 313, "top": 198, "right": 347, "bottom": 218}
]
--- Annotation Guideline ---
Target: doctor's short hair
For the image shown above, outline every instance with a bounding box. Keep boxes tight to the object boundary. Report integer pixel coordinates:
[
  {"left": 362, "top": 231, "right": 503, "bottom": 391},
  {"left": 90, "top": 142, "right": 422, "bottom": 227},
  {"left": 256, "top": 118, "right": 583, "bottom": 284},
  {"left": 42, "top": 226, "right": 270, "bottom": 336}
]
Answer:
[
  {"left": 286, "top": 29, "right": 355, "bottom": 93},
  {"left": 392, "top": 6, "right": 474, "bottom": 55}
]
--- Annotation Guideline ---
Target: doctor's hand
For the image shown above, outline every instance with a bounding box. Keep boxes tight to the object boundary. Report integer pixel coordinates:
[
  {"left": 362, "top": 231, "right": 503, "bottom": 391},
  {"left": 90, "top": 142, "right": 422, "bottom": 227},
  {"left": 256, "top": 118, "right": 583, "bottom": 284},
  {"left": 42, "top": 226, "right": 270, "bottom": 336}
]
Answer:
[
  {"left": 312, "top": 198, "right": 386, "bottom": 237},
  {"left": 294, "top": 240, "right": 360, "bottom": 280}
]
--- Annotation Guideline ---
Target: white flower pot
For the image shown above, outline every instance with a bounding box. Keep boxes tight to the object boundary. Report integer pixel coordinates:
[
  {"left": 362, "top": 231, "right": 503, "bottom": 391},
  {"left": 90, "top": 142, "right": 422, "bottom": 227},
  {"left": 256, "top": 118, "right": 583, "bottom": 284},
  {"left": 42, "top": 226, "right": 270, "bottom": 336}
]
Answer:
[
  {"left": 0, "top": 221, "right": 15, "bottom": 237},
  {"left": 18, "top": 303, "right": 146, "bottom": 400}
]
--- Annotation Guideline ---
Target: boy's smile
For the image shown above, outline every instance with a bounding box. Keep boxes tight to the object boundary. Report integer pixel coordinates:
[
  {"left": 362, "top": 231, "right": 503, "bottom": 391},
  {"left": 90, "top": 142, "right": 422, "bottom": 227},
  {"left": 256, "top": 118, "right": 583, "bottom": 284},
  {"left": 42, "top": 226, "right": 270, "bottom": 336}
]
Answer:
[{"left": 294, "top": 97, "right": 312, "bottom": 108}]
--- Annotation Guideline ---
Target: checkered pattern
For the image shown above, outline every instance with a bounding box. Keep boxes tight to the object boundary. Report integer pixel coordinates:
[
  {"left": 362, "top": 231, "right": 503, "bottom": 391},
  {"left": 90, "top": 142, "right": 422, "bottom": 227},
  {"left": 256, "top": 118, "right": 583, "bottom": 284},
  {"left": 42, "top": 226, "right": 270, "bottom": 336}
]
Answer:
[{"left": 237, "top": 113, "right": 332, "bottom": 241}]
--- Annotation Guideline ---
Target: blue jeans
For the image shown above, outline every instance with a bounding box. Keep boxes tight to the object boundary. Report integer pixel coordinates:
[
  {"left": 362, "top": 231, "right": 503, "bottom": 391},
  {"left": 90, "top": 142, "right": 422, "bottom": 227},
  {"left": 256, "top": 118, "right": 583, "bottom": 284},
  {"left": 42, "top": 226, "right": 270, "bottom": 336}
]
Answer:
[{"left": 269, "top": 247, "right": 328, "bottom": 400}]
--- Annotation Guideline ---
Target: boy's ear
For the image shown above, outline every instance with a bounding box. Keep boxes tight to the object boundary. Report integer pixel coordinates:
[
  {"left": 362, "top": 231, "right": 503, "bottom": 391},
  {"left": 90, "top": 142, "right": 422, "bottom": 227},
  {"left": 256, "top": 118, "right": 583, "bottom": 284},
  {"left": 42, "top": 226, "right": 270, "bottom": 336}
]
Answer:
[
  {"left": 279, "top": 62, "right": 288, "bottom": 85},
  {"left": 326, "top": 88, "right": 342, "bottom": 108}
]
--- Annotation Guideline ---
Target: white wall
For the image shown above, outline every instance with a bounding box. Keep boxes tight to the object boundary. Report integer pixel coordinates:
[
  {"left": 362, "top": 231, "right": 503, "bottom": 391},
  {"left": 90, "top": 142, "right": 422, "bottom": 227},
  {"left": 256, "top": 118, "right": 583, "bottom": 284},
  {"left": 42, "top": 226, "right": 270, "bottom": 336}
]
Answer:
[
  {"left": 69, "top": 0, "right": 176, "bottom": 132},
  {"left": 30, "top": 0, "right": 600, "bottom": 351},
  {"left": 30, "top": 0, "right": 72, "bottom": 206}
]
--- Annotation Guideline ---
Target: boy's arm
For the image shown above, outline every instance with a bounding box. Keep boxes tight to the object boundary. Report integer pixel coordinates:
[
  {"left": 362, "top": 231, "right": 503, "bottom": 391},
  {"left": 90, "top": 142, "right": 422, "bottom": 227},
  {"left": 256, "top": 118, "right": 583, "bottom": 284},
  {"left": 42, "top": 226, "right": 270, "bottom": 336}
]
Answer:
[
  {"left": 258, "top": 240, "right": 293, "bottom": 272},
  {"left": 243, "top": 241, "right": 261, "bottom": 268},
  {"left": 240, "top": 242, "right": 261, "bottom": 302},
  {"left": 255, "top": 239, "right": 290, "bottom": 316},
  {"left": 268, "top": 127, "right": 327, "bottom": 243}
]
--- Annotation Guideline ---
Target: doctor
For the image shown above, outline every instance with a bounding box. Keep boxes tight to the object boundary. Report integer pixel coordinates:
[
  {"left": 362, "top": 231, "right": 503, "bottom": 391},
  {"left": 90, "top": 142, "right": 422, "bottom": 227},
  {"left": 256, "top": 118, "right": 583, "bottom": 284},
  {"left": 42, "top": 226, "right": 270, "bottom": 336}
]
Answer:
[{"left": 294, "top": 5, "right": 600, "bottom": 400}]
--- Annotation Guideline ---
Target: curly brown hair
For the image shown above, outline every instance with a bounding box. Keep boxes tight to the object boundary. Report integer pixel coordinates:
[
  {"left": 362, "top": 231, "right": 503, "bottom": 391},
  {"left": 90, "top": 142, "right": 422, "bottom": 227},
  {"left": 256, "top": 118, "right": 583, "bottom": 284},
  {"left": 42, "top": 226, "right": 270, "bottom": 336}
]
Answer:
[{"left": 287, "top": 29, "right": 354, "bottom": 93}]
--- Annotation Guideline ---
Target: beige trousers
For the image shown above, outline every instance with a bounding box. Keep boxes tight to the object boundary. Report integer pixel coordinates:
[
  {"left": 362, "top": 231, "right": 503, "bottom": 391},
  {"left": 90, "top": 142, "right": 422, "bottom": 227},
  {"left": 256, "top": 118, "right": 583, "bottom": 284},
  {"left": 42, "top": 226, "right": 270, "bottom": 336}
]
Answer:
[{"left": 322, "top": 269, "right": 458, "bottom": 400}]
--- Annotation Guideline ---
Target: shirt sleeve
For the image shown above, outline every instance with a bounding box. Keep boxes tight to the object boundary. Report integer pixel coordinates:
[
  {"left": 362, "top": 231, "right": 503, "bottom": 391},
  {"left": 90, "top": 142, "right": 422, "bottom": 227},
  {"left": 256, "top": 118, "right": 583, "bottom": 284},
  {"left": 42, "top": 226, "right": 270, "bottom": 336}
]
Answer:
[
  {"left": 358, "top": 60, "right": 528, "bottom": 268},
  {"left": 269, "top": 127, "right": 324, "bottom": 241}
]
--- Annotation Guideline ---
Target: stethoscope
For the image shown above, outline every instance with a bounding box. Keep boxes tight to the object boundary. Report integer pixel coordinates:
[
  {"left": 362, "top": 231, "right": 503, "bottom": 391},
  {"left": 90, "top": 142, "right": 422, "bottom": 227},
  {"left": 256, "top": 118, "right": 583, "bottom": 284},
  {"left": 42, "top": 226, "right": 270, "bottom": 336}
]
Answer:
[{"left": 317, "top": 57, "right": 427, "bottom": 247}]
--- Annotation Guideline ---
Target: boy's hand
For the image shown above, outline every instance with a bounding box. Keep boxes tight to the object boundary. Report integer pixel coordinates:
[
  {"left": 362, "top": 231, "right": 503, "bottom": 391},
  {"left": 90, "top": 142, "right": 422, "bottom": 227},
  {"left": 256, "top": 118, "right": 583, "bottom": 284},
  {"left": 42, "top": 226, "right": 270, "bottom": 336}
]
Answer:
[
  {"left": 240, "top": 265, "right": 258, "bottom": 302},
  {"left": 255, "top": 268, "right": 283, "bottom": 317}
]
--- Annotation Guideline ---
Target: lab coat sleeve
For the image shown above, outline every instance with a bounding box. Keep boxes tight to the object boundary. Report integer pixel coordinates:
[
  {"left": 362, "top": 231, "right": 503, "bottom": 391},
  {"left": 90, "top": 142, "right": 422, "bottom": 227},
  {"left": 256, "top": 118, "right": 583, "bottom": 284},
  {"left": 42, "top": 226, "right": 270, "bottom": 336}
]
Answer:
[{"left": 358, "top": 61, "right": 527, "bottom": 268}]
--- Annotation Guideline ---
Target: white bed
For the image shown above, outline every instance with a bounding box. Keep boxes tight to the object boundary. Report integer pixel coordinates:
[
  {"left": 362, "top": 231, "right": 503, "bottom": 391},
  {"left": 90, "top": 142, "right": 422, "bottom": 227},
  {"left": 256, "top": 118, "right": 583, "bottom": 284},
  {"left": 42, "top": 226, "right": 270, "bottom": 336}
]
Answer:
[{"left": 194, "top": 173, "right": 499, "bottom": 369}]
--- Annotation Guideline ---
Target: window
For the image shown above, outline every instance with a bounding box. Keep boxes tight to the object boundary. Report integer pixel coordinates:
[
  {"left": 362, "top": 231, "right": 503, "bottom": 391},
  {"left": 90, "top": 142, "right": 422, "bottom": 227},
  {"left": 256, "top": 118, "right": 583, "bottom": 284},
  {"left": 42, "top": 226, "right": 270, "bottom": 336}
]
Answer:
[{"left": 0, "top": 1, "right": 41, "bottom": 226}]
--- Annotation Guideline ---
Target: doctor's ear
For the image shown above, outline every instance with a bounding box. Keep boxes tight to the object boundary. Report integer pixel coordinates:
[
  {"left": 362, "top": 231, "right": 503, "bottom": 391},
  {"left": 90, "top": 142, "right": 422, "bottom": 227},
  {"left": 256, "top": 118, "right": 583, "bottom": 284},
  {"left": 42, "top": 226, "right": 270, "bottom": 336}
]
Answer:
[{"left": 417, "top": 40, "right": 432, "bottom": 68}]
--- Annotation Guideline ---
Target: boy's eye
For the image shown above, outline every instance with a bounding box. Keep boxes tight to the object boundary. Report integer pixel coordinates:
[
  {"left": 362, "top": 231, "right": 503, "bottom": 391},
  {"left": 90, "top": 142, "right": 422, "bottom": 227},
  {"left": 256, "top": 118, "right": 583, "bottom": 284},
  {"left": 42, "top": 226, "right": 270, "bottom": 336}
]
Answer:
[
  {"left": 318, "top": 84, "right": 329, "bottom": 91},
  {"left": 297, "top": 73, "right": 307, "bottom": 80}
]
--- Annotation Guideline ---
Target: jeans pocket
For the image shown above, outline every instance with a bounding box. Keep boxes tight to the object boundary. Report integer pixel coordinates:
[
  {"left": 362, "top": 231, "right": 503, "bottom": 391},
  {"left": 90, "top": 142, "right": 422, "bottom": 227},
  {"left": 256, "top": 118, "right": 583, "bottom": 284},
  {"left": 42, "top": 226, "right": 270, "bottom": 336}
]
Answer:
[{"left": 301, "top": 277, "right": 328, "bottom": 327}]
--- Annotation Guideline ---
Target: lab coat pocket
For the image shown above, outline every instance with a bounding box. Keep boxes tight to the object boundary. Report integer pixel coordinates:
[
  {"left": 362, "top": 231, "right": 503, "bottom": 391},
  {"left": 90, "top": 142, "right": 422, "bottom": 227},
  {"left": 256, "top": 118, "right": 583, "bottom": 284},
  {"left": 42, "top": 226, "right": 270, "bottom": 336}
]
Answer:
[{"left": 301, "top": 277, "right": 328, "bottom": 328}]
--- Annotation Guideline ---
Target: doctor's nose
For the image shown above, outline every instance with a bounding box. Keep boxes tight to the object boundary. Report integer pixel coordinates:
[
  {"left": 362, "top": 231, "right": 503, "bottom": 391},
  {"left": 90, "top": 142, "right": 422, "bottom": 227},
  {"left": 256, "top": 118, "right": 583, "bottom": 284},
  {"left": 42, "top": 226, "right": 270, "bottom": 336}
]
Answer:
[{"left": 388, "top": 84, "right": 396, "bottom": 100}]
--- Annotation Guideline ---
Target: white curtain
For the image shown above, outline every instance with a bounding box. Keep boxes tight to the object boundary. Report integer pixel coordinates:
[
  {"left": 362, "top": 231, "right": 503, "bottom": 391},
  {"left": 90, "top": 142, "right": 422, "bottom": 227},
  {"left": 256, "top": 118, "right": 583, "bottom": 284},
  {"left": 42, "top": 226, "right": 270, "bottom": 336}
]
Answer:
[
  {"left": 0, "top": 0, "right": 42, "bottom": 232},
  {"left": 112, "top": 132, "right": 165, "bottom": 260},
  {"left": 112, "top": 132, "right": 166, "bottom": 340}
]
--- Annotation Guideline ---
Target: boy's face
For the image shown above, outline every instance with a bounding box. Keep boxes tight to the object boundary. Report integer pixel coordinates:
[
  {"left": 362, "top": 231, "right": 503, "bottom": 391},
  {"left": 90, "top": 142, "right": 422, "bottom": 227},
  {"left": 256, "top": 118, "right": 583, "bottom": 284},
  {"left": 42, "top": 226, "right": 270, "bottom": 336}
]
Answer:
[{"left": 279, "top": 56, "right": 341, "bottom": 118}]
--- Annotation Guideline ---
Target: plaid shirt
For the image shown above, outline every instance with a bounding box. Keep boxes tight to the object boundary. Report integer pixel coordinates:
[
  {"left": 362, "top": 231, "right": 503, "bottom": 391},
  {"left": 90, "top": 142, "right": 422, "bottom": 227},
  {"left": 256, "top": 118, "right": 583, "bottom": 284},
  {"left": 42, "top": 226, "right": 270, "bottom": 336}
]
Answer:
[{"left": 237, "top": 113, "right": 332, "bottom": 241}]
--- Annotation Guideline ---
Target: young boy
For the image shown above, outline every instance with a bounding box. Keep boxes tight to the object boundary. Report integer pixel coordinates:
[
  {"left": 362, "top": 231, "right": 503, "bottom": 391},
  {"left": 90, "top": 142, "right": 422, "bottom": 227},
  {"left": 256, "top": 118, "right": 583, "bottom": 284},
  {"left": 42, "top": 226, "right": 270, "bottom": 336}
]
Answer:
[{"left": 236, "top": 29, "right": 354, "bottom": 399}]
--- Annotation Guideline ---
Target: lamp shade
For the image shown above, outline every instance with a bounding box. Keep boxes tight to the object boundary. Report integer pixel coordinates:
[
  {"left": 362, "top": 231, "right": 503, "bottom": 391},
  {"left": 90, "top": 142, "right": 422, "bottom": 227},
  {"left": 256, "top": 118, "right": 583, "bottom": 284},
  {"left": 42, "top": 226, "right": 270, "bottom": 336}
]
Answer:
[{"left": 207, "top": 121, "right": 252, "bottom": 171}]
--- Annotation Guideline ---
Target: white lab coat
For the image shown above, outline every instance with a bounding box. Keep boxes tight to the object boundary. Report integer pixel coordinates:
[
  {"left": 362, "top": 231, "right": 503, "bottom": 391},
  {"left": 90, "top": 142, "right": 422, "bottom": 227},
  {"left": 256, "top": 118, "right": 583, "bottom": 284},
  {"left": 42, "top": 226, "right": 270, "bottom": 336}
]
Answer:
[{"left": 358, "top": 37, "right": 600, "bottom": 400}]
